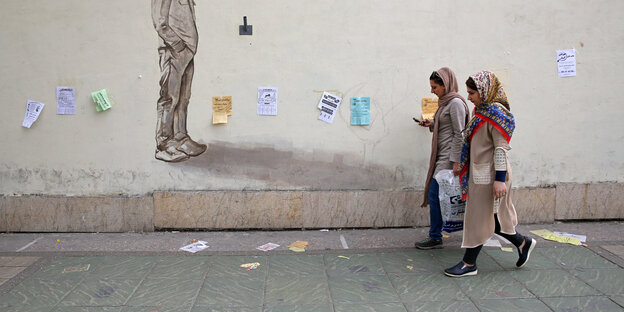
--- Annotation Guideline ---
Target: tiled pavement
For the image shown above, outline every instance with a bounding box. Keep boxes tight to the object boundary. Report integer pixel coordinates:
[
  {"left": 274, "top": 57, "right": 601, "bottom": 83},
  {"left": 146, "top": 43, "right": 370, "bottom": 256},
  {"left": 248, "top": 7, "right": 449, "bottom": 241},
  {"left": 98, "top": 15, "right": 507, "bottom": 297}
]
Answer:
[{"left": 1, "top": 246, "right": 623, "bottom": 312}]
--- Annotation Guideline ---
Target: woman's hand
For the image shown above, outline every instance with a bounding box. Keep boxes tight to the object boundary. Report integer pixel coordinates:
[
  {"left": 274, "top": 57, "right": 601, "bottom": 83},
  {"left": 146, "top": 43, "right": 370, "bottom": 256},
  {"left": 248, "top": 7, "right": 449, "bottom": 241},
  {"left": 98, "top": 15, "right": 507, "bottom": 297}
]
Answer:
[
  {"left": 419, "top": 119, "right": 433, "bottom": 127},
  {"left": 493, "top": 181, "right": 507, "bottom": 199},
  {"left": 452, "top": 163, "right": 461, "bottom": 176}
]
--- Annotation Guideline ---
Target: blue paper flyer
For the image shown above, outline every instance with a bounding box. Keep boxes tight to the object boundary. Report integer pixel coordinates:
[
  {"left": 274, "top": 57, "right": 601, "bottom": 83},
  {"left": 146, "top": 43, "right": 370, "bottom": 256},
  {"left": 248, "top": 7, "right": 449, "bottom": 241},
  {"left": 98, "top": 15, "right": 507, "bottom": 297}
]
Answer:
[{"left": 350, "top": 97, "right": 370, "bottom": 125}]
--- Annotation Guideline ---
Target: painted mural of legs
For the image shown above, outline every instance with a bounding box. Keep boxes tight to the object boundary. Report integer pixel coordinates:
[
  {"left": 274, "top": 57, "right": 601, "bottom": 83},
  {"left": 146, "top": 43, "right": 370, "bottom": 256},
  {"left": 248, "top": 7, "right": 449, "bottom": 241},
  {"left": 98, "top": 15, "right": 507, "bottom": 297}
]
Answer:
[
  {"left": 154, "top": 44, "right": 205, "bottom": 161},
  {"left": 174, "top": 58, "right": 206, "bottom": 157},
  {"left": 152, "top": 0, "right": 204, "bottom": 162},
  {"left": 155, "top": 47, "right": 191, "bottom": 162}
]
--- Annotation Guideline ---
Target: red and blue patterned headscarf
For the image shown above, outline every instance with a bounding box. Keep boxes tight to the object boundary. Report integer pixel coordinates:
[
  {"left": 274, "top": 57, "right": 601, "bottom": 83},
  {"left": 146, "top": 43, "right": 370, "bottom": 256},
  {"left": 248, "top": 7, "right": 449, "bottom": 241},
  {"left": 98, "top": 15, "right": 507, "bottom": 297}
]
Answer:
[{"left": 459, "top": 71, "right": 515, "bottom": 200}]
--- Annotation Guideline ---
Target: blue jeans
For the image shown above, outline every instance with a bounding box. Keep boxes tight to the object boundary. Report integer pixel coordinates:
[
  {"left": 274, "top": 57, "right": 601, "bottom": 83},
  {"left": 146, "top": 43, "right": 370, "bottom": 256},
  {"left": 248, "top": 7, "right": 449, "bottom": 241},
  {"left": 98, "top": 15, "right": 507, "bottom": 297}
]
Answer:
[{"left": 428, "top": 178, "right": 443, "bottom": 240}]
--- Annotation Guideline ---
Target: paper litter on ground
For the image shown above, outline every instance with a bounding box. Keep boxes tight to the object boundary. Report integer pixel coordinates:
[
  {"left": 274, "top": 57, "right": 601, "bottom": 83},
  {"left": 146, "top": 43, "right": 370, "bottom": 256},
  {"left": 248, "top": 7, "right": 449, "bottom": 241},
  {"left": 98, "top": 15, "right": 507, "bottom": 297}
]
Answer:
[
  {"left": 553, "top": 232, "right": 586, "bottom": 244},
  {"left": 288, "top": 241, "right": 309, "bottom": 252},
  {"left": 240, "top": 262, "right": 260, "bottom": 271},
  {"left": 530, "top": 229, "right": 581, "bottom": 246},
  {"left": 501, "top": 247, "right": 514, "bottom": 252},
  {"left": 63, "top": 264, "right": 90, "bottom": 274},
  {"left": 179, "top": 241, "right": 209, "bottom": 253},
  {"left": 256, "top": 243, "right": 280, "bottom": 252},
  {"left": 484, "top": 237, "right": 502, "bottom": 247}
]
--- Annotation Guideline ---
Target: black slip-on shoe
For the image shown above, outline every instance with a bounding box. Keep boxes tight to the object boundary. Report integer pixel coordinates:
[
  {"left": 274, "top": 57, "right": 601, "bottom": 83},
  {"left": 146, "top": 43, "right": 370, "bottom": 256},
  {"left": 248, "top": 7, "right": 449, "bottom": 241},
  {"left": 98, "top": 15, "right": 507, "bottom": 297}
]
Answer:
[
  {"left": 516, "top": 238, "right": 537, "bottom": 268},
  {"left": 414, "top": 237, "right": 443, "bottom": 250},
  {"left": 444, "top": 261, "right": 478, "bottom": 277}
]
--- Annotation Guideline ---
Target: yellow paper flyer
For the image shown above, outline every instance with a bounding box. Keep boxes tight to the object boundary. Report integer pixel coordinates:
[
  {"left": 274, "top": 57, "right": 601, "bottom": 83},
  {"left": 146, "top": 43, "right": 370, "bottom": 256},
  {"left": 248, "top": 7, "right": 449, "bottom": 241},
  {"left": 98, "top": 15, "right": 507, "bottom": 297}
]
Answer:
[
  {"left": 530, "top": 229, "right": 581, "bottom": 246},
  {"left": 421, "top": 98, "right": 438, "bottom": 120},
  {"left": 212, "top": 96, "right": 232, "bottom": 124}
]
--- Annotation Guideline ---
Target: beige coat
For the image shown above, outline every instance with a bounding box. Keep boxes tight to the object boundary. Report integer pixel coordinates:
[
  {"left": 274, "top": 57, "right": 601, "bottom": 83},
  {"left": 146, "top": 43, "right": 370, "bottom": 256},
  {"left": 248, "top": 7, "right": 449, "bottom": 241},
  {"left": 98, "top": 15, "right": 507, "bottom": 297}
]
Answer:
[
  {"left": 461, "top": 105, "right": 517, "bottom": 248},
  {"left": 432, "top": 98, "right": 468, "bottom": 177}
]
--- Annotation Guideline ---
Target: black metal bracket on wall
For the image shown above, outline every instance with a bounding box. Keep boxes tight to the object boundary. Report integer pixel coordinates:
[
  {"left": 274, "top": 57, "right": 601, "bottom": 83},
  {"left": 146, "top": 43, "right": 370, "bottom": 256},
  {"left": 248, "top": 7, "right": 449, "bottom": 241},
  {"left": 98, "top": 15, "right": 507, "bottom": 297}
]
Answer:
[{"left": 239, "top": 16, "right": 253, "bottom": 35}]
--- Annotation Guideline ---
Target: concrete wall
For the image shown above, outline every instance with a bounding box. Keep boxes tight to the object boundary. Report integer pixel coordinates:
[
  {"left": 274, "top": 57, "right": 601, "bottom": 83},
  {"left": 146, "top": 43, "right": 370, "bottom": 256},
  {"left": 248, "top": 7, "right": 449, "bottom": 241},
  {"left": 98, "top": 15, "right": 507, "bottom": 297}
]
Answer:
[{"left": 1, "top": 1, "right": 623, "bottom": 230}]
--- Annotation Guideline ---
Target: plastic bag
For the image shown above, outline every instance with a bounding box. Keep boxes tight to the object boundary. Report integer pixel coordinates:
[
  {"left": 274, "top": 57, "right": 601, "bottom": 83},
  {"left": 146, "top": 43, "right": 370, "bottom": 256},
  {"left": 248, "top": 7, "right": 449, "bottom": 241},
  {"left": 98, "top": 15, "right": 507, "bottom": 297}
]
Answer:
[{"left": 435, "top": 169, "right": 465, "bottom": 233}]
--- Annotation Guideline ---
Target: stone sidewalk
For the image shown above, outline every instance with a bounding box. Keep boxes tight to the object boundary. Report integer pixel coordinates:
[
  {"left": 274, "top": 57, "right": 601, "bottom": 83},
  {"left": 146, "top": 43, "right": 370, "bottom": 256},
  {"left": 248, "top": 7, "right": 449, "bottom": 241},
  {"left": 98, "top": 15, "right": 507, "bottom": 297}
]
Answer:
[{"left": 0, "top": 221, "right": 623, "bottom": 311}]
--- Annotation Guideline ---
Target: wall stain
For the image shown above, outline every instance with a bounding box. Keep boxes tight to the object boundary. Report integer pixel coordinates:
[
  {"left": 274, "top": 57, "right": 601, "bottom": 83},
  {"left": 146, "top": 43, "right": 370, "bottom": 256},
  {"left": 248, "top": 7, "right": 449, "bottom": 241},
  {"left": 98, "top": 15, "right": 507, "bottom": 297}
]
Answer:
[{"left": 176, "top": 141, "right": 410, "bottom": 190}]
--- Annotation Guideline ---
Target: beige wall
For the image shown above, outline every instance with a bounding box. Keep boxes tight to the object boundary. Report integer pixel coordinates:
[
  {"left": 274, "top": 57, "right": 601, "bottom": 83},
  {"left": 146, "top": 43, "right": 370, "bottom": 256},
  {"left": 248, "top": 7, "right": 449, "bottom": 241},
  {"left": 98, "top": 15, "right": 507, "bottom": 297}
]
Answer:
[{"left": 1, "top": 0, "right": 623, "bottom": 197}]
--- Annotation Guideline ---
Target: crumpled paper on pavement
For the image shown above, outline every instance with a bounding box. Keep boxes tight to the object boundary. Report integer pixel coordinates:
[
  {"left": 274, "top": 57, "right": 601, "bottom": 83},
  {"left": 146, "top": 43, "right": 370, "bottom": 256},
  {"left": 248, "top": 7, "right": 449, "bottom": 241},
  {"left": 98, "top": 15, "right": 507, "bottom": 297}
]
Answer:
[{"left": 288, "top": 241, "right": 309, "bottom": 252}]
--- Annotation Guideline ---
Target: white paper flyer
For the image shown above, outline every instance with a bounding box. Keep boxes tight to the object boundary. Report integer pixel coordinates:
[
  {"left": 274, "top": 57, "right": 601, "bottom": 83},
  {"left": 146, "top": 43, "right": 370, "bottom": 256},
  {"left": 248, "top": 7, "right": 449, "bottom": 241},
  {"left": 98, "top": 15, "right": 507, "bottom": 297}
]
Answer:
[
  {"left": 257, "top": 86, "right": 278, "bottom": 116},
  {"left": 179, "top": 241, "right": 209, "bottom": 253},
  {"left": 56, "top": 86, "right": 76, "bottom": 115},
  {"left": 317, "top": 92, "right": 342, "bottom": 124},
  {"left": 557, "top": 49, "right": 577, "bottom": 77},
  {"left": 22, "top": 100, "right": 45, "bottom": 128}
]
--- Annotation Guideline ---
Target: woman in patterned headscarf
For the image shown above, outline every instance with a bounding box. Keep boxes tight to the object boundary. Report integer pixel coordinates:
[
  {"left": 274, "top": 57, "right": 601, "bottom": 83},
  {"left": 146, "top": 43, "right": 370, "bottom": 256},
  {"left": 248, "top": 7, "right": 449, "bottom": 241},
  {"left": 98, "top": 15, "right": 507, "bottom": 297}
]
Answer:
[{"left": 444, "top": 71, "right": 536, "bottom": 277}]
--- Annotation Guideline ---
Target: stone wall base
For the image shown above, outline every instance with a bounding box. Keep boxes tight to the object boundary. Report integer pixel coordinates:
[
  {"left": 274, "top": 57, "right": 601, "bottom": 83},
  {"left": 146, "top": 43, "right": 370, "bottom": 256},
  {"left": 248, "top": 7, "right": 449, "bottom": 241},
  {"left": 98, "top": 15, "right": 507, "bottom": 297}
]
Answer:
[
  {"left": 1, "top": 183, "right": 622, "bottom": 232},
  {"left": 0, "top": 196, "right": 153, "bottom": 232}
]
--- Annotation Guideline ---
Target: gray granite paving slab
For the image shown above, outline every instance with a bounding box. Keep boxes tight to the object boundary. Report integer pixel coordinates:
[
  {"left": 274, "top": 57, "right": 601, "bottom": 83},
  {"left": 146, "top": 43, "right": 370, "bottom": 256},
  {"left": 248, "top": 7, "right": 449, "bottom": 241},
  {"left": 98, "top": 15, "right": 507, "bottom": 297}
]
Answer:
[
  {"left": 195, "top": 276, "right": 264, "bottom": 307},
  {"left": 510, "top": 269, "right": 600, "bottom": 297},
  {"left": 404, "top": 300, "right": 479, "bottom": 312},
  {"left": 542, "top": 296, "right": 624, "bottom": 312},
  {"left": 1, "top": 241, "right": 624, "bottom": 311},
  {"left": 265, "top": 275, "right": 329, "bottom": 306},
  {"left": 89, "top": 256, "right": 157, "bottom": 280},
  {"left": 572, "top": 268, "right": 624, "bottom": 295},
  {"left": 328, "top": 274, "right": 399, "bottom": 303},
  {"left": 454, "top": 271, "right": 534, "bottom": 300},
  {"left": 324, "top": 254, "right": 384, "bottom": 277},
  {"left": 31, "top": 257, "right": 101, "bottom": 280},
  {"left": 540, "top": 246, "right": 618, "bottom": 269},
  {"left": 268, "top": 254, "right": 325, "bottom": 277},
  {"left": 429, "top": 249, "right": 465, "bottom": 268},
  {"left": 592, "top": 245, "right": 624, "bottom": 269},
  {"left": 611, "top": 295, "right": 624, "bottom": 308},
  {"left": 126, "top": 278, "right": 202, "bottom": 308},
  {"left": 333, "top": 302, "right": 406, "bottom": 312},
  {"left": 603, "top": 245, "right": 624, "bottom": 258},
  {"left": 149, "top": 256, "right": 210, "bottom": 280},
  {"left": 51, "top": 308, "right": 122, "bottom": 312},
  {"left": 58, "top": 278, "right": 142, "bottom": 306},
  {"left": 484, "top": 248, "right": 562, "bottom": 270},
  {"left": 390, "top": 273, "right": 467, "bottom": 302},
  {"left": 378, "top": 251, "right": 440, "bottom": 273},
  {"left": 262, "top": 304, "right": 332, "bottom": 312},
  {"left": 1, "top": 307, "right": 55, "bottom": 312},
  {"left": 121, "top": 307, "right": 190, "bottom": 312},
  {"left": 206, "top": 256, "right": 267, "bottom": 278},
  {"left": 0, "top": 278, "right": 77, "bottom": 307},
  {"left": 192, "top": 307, "right": 261, "bottom": 312},
  {"left": 473, "top": 298, "right": 552, "bottom": 312}
]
